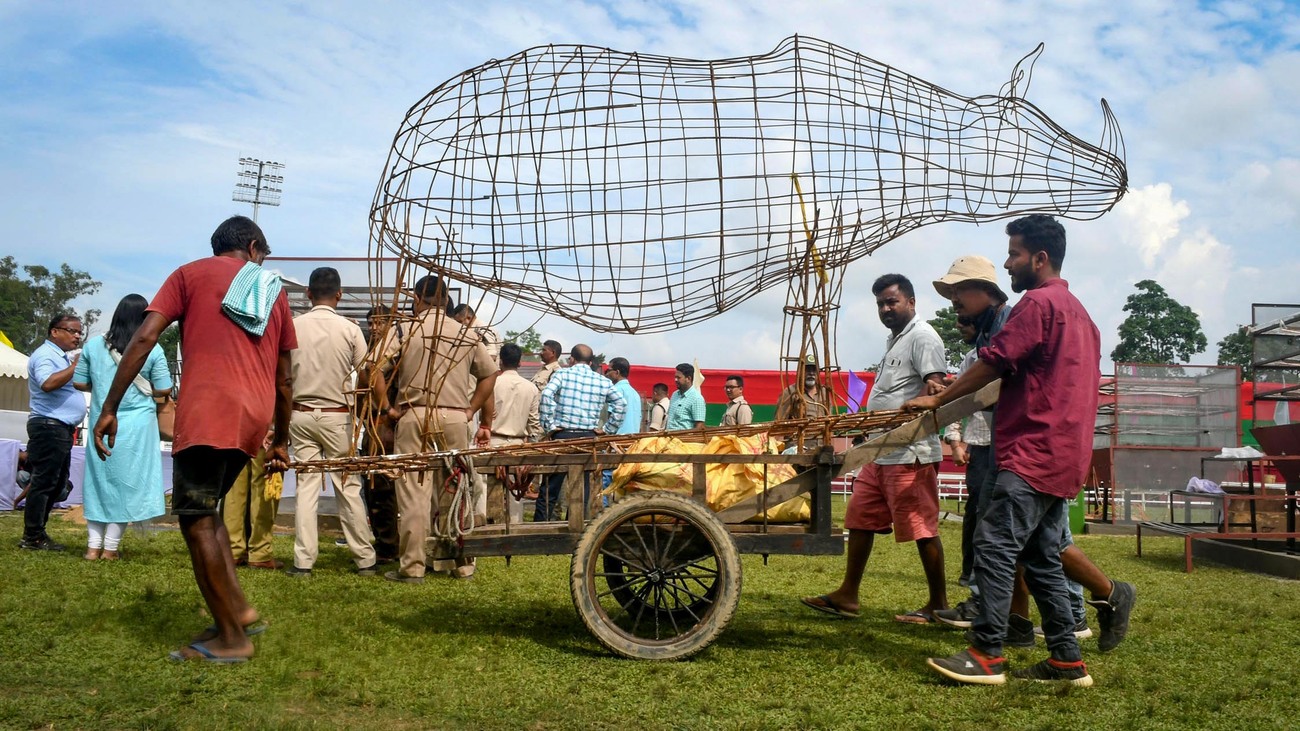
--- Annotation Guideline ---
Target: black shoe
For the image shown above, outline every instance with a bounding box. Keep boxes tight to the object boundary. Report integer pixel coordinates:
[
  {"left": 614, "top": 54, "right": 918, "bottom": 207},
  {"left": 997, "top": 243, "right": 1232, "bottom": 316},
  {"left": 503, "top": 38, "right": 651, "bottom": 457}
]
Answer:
[
  {"left": 1034, "top": 618, "right": 1093, "bottom": 639},
  {"left": 284, "top": 566, "right": 313, "bottom": 578},
  {"left": 934, "top": 599, "right": 979, "bottom": 629},
  {"left": 18, "top": 536, "right": 66, "bottom": 552},
  {"left": 1087, "top": 580, "right": 1136, "bottom": 652},
  {"left": 354, "top": 564, "right": 378, "bottom": 577},
  {"left": 926, "top": 648, "right": 1007, "bottom": 685},
  {"left": 964, "top": 612, "right": 1036, "bottom": 650},
  {"left": 1005, "top": 613, "right": 1036, "bottom": 647},
  {"left": 1012, "top": 658, "right": 1094, "bottom": 687}
]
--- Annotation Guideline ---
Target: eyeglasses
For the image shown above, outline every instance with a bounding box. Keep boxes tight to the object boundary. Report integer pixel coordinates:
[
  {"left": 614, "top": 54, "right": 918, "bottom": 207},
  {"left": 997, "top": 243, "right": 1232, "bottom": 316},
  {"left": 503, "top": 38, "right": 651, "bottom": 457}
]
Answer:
[
  {"left": 55, "top": 327, "right": 84, "bottom": 337},
  {"left": 724, "top": 385, "right": 740, "bottom": 390}
]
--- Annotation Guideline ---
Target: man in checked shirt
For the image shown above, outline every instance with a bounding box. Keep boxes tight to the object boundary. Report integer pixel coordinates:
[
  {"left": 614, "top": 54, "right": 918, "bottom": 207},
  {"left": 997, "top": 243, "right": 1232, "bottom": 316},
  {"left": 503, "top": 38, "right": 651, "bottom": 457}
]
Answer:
[{"left": 537, "top": 344, "right": 627, "bottom": 522}]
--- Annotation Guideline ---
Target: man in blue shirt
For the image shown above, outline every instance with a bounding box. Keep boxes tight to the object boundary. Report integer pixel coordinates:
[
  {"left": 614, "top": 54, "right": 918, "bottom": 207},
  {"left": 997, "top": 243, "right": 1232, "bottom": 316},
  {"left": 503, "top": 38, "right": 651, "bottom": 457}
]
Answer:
[
  {"left": 537, "top": 344, "right": 627, "bottom": 521},
  {"left": 666, "top": 363, "right": 706, "bottom": 430},
  {"left": 21, "top": 314, "right": 88, "bottom": 551},
  {"left": 604, "top": 357, "right": 642, "bottom": 436}
]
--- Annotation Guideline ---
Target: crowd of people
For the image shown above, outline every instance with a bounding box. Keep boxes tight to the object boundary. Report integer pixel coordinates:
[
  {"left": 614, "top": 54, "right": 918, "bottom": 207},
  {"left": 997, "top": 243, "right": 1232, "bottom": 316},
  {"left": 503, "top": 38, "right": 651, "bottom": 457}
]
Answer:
[{"left": 15, "top": 212, "right": 1133, "bottom": 683}]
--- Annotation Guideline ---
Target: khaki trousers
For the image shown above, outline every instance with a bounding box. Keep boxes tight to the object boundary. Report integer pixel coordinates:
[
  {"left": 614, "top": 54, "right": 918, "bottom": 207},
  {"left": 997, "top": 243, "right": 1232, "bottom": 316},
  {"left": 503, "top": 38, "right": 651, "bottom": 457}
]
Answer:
[
  {"left": 486, "top": 435, "right": 525, "bottom": 523},
  {"left": 395, "top": 406, "right": 469, "bottom": 578},
  {"left": 222, "top": 449, "right": 279, "bottom": 563},
  {"left": 289, "top": 410, "right": 376, "bottom": 569}
]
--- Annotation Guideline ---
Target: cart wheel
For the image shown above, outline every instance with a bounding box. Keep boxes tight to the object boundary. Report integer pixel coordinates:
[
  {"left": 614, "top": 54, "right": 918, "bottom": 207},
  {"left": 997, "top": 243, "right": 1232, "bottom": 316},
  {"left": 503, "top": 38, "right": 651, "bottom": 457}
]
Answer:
[{"left": 571, "top": 491, "right": 741, "bottom": 660}]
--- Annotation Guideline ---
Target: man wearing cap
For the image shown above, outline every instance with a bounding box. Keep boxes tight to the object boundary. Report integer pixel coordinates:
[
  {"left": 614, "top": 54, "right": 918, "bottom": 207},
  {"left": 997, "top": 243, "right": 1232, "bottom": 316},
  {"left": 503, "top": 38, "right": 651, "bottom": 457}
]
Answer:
[
  {"left": 774, "top": 355, "right": 832, "bottom": 422},
  {"left": 801, "top": 273, "right": 949, "bottom": 624},
  {"left": 932, "top": 256, "right": 1010, "bottom": 605},
  {"left": 910, "top": 215, "right": 1113, "bottom": 686},
  {"left": 929, "top": 255, "right": 1135, "bottom": 655}
]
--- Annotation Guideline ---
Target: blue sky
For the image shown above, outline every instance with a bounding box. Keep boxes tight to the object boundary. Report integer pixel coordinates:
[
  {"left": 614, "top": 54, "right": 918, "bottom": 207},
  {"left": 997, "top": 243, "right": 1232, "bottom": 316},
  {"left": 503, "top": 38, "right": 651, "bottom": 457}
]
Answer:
[{"left": 3, "top": 0, "right": 1299, "bottom": 371}]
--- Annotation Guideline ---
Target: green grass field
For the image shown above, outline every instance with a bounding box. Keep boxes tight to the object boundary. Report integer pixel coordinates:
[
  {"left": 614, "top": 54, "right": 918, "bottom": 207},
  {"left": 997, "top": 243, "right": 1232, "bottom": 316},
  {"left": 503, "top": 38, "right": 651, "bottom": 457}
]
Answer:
[{"left": 3, "top": 509, "right": 1299, "bottom": 730}]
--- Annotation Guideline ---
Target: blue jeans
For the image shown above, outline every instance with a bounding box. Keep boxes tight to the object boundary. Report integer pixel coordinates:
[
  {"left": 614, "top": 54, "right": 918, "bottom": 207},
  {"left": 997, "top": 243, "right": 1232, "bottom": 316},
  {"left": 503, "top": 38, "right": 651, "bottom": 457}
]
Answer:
[
  {"left": 971, "top": 470, "right": 1082, "bottom": 662},
  {"left": 959, "top": 444, "right": 992, "bottom": 586},
  {"left": 534, "top": 429, "right": 595, "bottom": 522},
  {"left": 964, "top": 447, "right": 1085, "bottom": 626},
  {"left": 23, "top": 418, "right": 75, "bottom": 541},
  {"left": 1061, "top": 525, "right": 1087, "bottom": 625}
]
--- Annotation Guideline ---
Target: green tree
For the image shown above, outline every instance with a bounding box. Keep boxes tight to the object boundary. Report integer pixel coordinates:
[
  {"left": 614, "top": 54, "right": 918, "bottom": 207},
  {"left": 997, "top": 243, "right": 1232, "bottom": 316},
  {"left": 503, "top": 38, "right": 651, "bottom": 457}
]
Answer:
[
  {"left": 504, "top": 325, "right": 543, "bottom": 354},
  {"left": 1111, "top": 279, "right": 1207, "bottom": 364},
  {"left": 0, "top": 256, "right": 101, "bottom": 353},
  {"left": 927, "top": 306, "right": 966, "bottom": 369},
  {"left": 1216, "top": 325, "right": 1253, "bottom": 380},
  {"left": 158, "top": 324, "right": 181, "bottom": 380}
]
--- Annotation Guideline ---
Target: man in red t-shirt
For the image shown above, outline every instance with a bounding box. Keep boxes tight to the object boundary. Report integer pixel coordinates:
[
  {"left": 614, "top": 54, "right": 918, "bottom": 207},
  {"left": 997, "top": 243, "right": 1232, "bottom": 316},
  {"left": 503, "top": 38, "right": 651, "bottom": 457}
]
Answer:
[
  {"left": 905, "top": 214, "right": 1102, "bottom": 687},
  {"left": 93, "top": 215, "right": 296, "bottom": 664}
]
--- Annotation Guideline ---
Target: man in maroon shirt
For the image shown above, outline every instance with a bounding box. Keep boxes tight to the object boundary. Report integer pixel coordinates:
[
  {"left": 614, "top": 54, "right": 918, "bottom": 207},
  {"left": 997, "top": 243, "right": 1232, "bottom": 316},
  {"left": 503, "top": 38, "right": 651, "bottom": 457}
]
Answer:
[
  {"left": 904, "top": 214, "right": 1101, "bottom": 687},
  {"left": 93, "top": 216, "right": 296, "bottom": 663}
]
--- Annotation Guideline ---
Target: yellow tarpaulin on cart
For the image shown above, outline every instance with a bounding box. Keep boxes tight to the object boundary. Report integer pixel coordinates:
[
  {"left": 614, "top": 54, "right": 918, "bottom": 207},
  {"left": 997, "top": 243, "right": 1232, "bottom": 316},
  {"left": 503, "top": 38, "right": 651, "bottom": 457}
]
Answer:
[{"left": 606, "top": 433, "right": 810, "bottom": 523}]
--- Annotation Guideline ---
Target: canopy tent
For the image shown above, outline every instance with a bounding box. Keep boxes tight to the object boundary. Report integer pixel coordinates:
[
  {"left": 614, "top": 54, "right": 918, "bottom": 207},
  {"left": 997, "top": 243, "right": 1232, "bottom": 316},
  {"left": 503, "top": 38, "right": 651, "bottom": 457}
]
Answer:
[{"left": 0, "top": 341, "right": 29, "bottom": 413}]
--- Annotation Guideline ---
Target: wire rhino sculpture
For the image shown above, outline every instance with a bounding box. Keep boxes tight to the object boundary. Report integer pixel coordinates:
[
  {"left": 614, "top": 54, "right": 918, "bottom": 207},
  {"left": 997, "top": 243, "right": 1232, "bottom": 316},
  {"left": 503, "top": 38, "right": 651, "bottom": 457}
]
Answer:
[{"left": 371, "top": 35, "right": 1127, "bottom": 334}]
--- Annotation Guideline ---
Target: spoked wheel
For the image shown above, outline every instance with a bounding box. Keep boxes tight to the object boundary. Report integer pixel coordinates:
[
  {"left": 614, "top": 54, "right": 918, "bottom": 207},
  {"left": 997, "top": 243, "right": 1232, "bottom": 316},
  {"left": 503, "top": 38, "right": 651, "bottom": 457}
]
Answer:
[{"left": 571, "top": 491, "right": 741, "bottom": 660}]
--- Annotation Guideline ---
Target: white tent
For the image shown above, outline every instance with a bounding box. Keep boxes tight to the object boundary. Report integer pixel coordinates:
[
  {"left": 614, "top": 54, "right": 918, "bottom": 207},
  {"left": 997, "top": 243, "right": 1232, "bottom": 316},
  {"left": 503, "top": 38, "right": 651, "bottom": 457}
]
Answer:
[{"left": 0, "top": 341, "right": 29, "bottom": 412}]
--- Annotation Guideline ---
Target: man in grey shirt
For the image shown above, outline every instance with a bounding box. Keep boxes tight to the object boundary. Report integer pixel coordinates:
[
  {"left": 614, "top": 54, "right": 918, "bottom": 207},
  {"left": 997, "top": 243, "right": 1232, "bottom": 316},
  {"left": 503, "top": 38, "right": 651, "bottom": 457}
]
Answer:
[{"left": 802, "top": 273, "right": 949, "bottom": 623}]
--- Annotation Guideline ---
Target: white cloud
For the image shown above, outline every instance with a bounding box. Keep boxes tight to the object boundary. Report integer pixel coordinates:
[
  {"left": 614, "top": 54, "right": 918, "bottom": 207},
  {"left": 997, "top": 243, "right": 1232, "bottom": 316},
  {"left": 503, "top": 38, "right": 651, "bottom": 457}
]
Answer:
[{"left": 2, "top": 0, "right": 1299, "bottom": 379}]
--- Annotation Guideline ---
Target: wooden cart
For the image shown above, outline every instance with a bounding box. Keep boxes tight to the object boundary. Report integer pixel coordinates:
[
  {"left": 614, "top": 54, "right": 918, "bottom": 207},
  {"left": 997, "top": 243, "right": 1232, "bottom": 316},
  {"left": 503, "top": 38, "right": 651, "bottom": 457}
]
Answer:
[{"left": 299, "top": 383, "right": 998, "bottom": 661}]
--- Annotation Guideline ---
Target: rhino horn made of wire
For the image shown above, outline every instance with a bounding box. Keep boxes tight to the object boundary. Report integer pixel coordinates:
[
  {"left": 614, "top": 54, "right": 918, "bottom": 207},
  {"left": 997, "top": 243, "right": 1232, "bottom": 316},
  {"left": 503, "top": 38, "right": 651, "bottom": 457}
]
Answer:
[{"left": 372, "top": 35, "right": 1127, "bottom": 334}]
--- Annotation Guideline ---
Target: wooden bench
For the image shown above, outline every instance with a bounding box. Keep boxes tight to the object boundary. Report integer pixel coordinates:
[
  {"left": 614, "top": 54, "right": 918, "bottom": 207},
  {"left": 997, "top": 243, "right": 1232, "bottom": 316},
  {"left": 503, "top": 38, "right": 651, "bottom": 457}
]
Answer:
[{"left": 1137, "top": 521, "right": 1300, "bottom": 572}]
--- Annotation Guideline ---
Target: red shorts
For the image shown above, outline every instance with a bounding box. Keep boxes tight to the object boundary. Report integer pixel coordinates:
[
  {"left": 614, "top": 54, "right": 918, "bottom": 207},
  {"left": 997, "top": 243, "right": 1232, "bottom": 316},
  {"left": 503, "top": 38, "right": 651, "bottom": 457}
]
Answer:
[{"left": 844, "top": 461, "right": 940, "bottom": 542}]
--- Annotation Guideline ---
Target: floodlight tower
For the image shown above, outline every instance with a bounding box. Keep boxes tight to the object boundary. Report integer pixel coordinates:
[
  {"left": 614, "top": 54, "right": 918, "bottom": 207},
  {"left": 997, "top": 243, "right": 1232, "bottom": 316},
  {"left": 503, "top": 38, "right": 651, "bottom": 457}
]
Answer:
[{"left": 232, "top": 157, "right": 285, "bottom": 222}]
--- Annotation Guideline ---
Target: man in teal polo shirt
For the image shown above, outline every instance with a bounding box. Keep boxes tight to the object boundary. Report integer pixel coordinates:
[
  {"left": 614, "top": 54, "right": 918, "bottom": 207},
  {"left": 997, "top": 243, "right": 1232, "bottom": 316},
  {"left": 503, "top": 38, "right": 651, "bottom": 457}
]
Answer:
[{"left": 666, "top": 363, "right": 706, "bottom": 430}]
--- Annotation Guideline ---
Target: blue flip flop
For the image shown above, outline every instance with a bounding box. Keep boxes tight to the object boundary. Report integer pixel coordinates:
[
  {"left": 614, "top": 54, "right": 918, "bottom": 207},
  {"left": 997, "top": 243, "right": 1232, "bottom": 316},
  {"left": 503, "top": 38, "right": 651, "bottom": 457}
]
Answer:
[{"left": 168, "top": 642, "right": 250, "bottom": 664}]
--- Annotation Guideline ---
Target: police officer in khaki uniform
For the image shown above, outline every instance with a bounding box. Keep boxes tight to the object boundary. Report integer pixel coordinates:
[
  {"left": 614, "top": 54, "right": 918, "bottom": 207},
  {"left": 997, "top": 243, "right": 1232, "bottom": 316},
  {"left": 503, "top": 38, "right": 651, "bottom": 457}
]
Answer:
[
  {"left": 722, "top": 374, "right": 754, "bottom": 426},
  {"left": 373, "top": 275, "right": 497, "bottom": 584},
  {"left": 285, "top": 267, "right": 376, "bottom": 576},
  {"left": 484, "top": 342, "right": 541, "bottom": 523}
]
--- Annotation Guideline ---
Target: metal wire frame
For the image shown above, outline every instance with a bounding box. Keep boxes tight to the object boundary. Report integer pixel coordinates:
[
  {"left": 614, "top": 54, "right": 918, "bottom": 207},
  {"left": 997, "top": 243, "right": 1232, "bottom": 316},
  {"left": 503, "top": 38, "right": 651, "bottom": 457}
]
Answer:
[
  {"left": 295, "top": 406, "right": 913, "bottom": 475},
  {"left": 304, "top": 35, "right": 1130, "bottom": 476},
  {"left": 369, "top": 34, "right": 1127, "bottom": 336}
]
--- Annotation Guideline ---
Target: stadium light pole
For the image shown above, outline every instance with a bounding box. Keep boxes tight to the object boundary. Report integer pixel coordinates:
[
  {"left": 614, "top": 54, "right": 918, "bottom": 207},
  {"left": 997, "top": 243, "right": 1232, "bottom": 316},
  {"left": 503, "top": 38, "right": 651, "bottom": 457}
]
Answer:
[{"left": 232, "top": 157, "right": 285, "bottom": 222}]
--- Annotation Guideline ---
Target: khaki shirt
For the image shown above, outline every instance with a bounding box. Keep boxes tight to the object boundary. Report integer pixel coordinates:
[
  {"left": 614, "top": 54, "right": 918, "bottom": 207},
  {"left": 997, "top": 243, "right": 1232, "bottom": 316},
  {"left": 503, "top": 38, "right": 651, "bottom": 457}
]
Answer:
[
  {"left": 493, "top": 369, "right": 542, "bottom": 441},
  {"left": 386, "top": 310, "right": 496, "bottom": 409},
  {"left": 647, "top": 396, "right": 670, "bottom": 431},
  {"left": 723, "top": 396, "right": 754, "bottom": 426},
  {"left": 290, "top": 305, "right": 367, "bottom": 408},
  {"left": 470, "top": 318, "right": 502, "bottom": 365},
  {"left": 774, "top": 384, "right": 832, "bottom": 421},
  {"left": 531, "top": 360, "right": 561, "bottom": 390}
]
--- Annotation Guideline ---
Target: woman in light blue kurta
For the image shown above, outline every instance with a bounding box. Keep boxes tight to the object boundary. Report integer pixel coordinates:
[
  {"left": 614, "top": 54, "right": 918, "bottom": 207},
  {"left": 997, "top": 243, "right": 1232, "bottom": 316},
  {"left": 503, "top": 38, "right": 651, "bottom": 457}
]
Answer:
[{"left": 73, "top": 294, "right": 173, "bottom": 559}]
